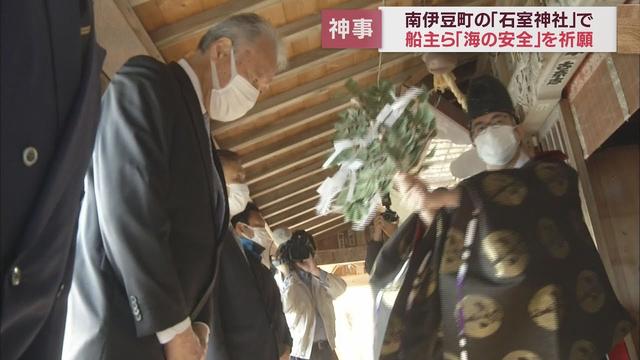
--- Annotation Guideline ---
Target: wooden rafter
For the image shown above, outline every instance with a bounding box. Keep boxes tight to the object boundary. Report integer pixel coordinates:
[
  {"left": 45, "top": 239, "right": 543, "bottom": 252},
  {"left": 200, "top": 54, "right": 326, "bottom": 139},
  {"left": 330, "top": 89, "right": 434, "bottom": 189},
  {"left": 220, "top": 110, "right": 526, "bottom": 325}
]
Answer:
[
  {"left": 313, "top": 222, "right": 351, "bottom": 238},
  {"left": 113, "top": 0, "right": 164, "bottom": 61},
  {"left": 267, "top": 197, "right": 320, "bottom": 226},
  {"left": 277, "top": 48, "right": 355, "bottom": 81},
  {"left": 253, "top": 166, "right": 333, "bottom": 208},
  {"left": 243, "top": 127, "right": 336, "bottom": 168},
  {"left": 289, "top": 213, "right": 343, "bottom": 232},
  {"left": 246, "top": 143, "right": 332, "bottom": 184},
  {"left": 308, "top": 216, "right": 347, "bottom": 234},
  {"left": 257, "top": 180, "right": 324, "bottom": 211},
  {"left": 278, "top": 208, "right": 325, "bottom": 230},
  {"left": 150, "top": 0, "right": 281, "bottom": 49},
  {"left": 224, "top": 97, "right": 350, "bottom": 152},
  {"left": 277, "top": 0, "right": 379, "bottom": 38},
  {"left": 96, "top": 0, "right": 164, "bottom": 78},
  {"left": 150, "top": 0, "right": 383, "bottom": 54},
  {"left": 250, "top": 156, "right": 328, "bottom": 197},
  {"left": 261, "top": 187, "right": 321, "bottom": 218}
]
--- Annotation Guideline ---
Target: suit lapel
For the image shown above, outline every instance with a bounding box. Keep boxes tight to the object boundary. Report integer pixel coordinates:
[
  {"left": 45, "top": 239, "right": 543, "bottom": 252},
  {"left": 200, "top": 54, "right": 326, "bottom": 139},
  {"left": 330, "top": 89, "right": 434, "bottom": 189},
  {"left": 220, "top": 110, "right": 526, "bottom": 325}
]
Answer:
[
  {"left": 168, "top": 63, "right": 229, "bottom": 317},
  {"left": 168, "top": 63, "right": 228, "bottom": 238}
]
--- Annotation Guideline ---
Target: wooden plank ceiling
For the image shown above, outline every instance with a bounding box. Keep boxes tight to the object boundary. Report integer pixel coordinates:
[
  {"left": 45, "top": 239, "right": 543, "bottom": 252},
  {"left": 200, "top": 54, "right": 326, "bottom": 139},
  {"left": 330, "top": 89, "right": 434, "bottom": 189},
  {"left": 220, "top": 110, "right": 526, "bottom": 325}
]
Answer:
[{"left": 130, "top": 0, "right": 492, "bottom": 257}]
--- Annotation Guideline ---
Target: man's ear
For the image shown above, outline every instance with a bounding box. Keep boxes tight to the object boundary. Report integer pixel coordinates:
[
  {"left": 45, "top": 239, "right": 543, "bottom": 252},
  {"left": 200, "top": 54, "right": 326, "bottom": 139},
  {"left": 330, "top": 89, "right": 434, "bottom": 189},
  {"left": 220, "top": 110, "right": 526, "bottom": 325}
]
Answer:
[
  {"left": 208, "top": 37, "right": 232, "bottom": 62},
  {"left": 235, "top": 222, "right": 252, "bottom": 238},
  {"left": 514, "top": 124, "right": 525, "bottom": 142}
]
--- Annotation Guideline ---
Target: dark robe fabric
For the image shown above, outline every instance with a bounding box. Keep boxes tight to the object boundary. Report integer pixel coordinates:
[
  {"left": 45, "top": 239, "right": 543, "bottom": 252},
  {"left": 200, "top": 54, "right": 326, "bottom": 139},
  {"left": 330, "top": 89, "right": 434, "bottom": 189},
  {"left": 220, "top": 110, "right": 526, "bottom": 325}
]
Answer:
[
  {"left": 1, "top": 1, "right": 104, "bottom": 359},
  {"left": 377, "top": 157, "right": 633, "bottom": 360},
  {"left": 63, "top": 57, "right": 228, "bottom": 359}
]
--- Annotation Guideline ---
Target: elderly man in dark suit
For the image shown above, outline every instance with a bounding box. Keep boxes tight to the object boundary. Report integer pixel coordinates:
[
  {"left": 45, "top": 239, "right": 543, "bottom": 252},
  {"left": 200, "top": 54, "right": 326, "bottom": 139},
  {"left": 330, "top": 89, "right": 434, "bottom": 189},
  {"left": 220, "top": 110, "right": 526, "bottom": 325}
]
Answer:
[
  {"left": 0, "top": 1, "right": 104, "bottom": 359},
  {"left": 63, "top": 13, "right": 285, "bottom": 360}
]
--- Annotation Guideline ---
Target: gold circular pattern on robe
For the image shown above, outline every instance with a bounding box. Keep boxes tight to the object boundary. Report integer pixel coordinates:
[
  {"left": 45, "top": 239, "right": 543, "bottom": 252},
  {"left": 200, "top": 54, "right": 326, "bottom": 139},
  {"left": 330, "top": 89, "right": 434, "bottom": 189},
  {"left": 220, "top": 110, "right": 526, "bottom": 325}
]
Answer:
[
  {"left": 528, "top": 284, "right": 563, "bottom": 331},
  {"left": 537, "top": 217, "right": 570, "bottom": 259},
  {"left": 576, "top": 270, "right": 605, "bottom": 314},
  {"left": 612, "top": 320, "right": 633, "bottom": 345},
  {"left": 569, "top": 339, "right": 598, "bottom": 360},
  {"left": 535, "top": 162, "right": 569, "bottom": 197},
  {"left": 482, "top": 173, "right": 528, "bottom": 206},
  {"left": 456, "top": 295, "right": 504, "bottom": 338},
  {"left": 482, "top": 230, "right": 529, "bottom": 278},
  {"left": 502, "top": 350, "right": 542, "bottom": 360},
  {"left": 440, "top": 228, "right": 465, "bottom": 274}
]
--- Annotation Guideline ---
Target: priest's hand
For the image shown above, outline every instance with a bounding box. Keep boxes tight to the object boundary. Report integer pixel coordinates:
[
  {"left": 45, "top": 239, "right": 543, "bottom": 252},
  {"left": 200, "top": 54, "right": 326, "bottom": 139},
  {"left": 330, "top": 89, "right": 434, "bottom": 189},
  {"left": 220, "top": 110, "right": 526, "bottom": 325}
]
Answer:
[
  {"left": 393, "top": 172, "right": 461, "bottom": 224},
  {"left": 164, "top": 326, "right": 205, "bottom": 360}
]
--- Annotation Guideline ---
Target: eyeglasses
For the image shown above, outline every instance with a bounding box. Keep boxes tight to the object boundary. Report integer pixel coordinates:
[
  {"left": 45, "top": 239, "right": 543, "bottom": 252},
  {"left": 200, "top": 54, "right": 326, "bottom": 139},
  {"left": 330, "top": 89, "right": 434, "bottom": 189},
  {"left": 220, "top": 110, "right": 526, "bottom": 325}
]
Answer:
[{"left": 471, "top": 113, "right": 514, "bottom": 138}]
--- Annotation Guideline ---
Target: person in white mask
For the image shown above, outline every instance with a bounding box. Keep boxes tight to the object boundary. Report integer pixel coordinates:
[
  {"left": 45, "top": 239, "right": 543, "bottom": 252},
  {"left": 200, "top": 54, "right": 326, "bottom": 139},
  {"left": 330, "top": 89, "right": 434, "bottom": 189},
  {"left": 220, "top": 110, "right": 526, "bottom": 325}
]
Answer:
[
  {"left": 395, "top": 75, "right": 533, "bottom": 219},
  {"left": 213, "top": 149, "right": 292, "bottom": 360},
  {"left": 216, "top": 149, "right": 251, "bottom": 217},
  {"left": 220, "top": 203, "right": 292, "bottom": 360},
  {"left": 180, "top": 14, "right": 287, "bottom": 123}
]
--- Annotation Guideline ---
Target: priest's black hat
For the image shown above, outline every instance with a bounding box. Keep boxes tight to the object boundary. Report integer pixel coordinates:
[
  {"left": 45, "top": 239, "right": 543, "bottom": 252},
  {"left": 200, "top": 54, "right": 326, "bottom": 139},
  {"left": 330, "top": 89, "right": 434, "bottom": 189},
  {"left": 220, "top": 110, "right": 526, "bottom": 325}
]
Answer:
[{"left": 466, "top": 75, "right": 518, "bottom": 126}]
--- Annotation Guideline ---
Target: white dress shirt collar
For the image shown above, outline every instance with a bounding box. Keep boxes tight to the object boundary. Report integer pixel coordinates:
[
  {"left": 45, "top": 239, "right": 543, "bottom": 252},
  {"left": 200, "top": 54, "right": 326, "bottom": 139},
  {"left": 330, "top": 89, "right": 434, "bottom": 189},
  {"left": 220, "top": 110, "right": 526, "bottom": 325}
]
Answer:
[{"left": 177, "top": 59, "right": 207, "bottom": 115}]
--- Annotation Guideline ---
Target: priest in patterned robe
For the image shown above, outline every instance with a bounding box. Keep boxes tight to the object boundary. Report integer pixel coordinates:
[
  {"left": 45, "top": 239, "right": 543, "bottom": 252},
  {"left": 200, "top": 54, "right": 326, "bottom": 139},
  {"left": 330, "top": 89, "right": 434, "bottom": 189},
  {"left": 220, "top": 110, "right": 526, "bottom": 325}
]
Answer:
[{"left": 371, "top": 75, "right": 634, "bottom": 360}]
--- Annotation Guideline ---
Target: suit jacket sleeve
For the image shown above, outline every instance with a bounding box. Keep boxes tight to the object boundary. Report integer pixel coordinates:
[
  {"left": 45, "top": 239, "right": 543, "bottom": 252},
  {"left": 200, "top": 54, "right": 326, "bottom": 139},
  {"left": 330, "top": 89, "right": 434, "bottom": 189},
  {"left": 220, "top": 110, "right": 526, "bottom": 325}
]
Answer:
[{"left": 93, "top": 57, "right": 188, "bottom": 337}]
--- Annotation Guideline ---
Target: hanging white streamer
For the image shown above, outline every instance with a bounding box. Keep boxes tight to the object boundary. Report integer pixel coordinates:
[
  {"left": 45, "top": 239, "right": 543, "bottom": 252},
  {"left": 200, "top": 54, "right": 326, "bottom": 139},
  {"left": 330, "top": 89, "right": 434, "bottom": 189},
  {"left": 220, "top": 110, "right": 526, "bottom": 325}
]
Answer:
[{"left": 315, "top": 87, "right": 424, "bottom": 224}]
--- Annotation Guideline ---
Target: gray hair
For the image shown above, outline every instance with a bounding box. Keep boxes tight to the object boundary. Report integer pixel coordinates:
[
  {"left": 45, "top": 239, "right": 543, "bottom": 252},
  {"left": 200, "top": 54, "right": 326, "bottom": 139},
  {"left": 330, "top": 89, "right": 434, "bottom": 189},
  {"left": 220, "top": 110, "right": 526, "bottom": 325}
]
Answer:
[{"left": 198, "top": 13, "right": 287, "bottom": 71}]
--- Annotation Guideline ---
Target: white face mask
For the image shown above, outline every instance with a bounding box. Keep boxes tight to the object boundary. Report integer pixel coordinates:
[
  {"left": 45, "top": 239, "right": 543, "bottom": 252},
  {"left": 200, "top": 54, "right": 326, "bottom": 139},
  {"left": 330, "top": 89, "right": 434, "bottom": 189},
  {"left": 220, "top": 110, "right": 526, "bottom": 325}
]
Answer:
[
  {"left": 244, "top": 226, "right": 272, "bottom": 249},
  {"left": 209, "top": 49, "right": 259, "bottom": 122},
  {"left": 227, "top": 183, "right": 251, "bottom": 217},
  {"left": 474, "top": 125, "right": 520, "bottom": 166}
]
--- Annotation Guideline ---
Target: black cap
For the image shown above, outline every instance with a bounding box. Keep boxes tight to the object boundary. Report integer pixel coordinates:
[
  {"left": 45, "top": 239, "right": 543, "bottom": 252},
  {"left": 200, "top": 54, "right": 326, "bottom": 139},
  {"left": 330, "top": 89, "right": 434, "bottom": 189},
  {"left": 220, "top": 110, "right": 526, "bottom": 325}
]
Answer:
[{"left": 466, "top": 75, "right": 517, "bottom": 126}]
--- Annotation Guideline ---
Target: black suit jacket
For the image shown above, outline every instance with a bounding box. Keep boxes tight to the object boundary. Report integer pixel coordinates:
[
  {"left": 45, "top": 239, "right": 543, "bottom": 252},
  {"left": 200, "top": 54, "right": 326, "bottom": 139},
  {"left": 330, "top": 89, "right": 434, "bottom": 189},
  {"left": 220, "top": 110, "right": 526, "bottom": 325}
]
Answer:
[
  {"left": 207, "top": 235, "right": 280, "bottom": 360},
  {"left": 64, "top": 57, "right": 228, "bottom": 359},
  {"left": 1, "top": 1, "right": 104, "bottom": 359}
]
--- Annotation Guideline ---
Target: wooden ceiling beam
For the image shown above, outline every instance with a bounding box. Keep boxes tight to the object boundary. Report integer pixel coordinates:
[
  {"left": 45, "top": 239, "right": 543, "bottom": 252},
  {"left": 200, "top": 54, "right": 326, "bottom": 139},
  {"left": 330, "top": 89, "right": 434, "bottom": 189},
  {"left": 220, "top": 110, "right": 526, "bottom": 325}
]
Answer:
[
  {"left": 223, "top": 96, "right": 349, "bottom": 152},
  {"left": 275, "top": 48, "right": 355, "bottom": 82},
  {"left": 245, "top": 142, "right": 333, "bottom": 184},
  {"left": 312, "top": 222, "right": 352, "bottom": 238},
  {"left": 151, "top": 0, "right": 379, "bottom": 55},
  {"left": 253, "top": 165, "right": 333, "bottom": 202},
  {"left": 150, "top": 0, "right": 280, "bottom": 49},
  {"left": 307, "top": 215, "right": 347, "bottom": 234},
  {"left": 113, "top": 0, "right": 164, "bottom": 61},
  {"left": 277, "top": 0, "right": 379, "bottom": 38},
  {"left": 261, "top": 187, "right": 320, "bottom": 218},
  {"left": 243, "top": 127, "right": 335, "bottom": 168},
  {"left": 256, "top": 179, "right": 324, "bottom": 211},
  {"left": 277, "top": 209, "right": 320, "bottom": 230},
  {"left": 253, "top": 167, "right": 334, "bottom": 209},
  {"left": 96, "top": 0, "right": 165, "bottom": 78},
  {"left": 213, "top": 53, "right": 415, "bottom": 139},
  {"left": 266, "top": 196, "right": 320, "bottom": 225},
  {"left": 247, "top": 147, "right": 327, "bottom": 187},
  {"left": 289, "top": 213, "right": 344, "bottom": 232},
  {"left": 250, "top": 156, "right": 327, "bottom": 197}
]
